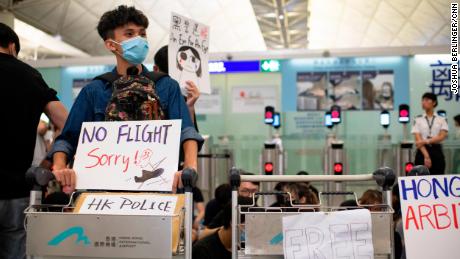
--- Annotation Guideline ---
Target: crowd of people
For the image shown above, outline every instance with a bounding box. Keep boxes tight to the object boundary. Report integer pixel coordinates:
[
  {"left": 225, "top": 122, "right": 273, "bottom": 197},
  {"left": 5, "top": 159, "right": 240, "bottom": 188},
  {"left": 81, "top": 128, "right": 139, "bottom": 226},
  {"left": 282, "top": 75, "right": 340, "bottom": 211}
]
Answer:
[{"left": 0, "top": 3, "right": 459, "bottom": 259}]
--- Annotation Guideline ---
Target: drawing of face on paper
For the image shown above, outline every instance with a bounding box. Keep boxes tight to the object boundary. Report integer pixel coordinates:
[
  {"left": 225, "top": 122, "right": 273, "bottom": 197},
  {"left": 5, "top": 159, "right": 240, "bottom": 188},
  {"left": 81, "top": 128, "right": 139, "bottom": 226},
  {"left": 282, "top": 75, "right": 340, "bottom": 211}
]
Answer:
[{"left": 176, "top": 46, "right": 202, "bottom": 94}]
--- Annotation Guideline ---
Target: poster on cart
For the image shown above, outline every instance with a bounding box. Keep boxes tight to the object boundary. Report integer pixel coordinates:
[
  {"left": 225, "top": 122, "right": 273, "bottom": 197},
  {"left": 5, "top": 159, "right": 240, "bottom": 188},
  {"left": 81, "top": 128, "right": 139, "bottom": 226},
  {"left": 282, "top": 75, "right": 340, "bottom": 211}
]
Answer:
[
  {"left": 169, "top": 13, "right": 211, "bottom": 94},
  {"left": 399, "top": 175, "right": 460, "bottom": 259},
  {"left": 73, "top": 120, "right": 181, "bottom": 192},
  {"left": 282, "top": 209, "right": 374, "bottom": 259}
]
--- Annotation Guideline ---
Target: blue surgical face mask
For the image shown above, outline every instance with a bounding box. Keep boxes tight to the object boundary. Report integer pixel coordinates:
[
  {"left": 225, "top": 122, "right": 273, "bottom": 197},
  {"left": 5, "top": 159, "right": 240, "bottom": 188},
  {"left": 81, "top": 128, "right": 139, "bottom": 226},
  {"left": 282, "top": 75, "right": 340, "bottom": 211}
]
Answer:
[{"left": 111, "top": 36, "right": 149, "bottom": 65}]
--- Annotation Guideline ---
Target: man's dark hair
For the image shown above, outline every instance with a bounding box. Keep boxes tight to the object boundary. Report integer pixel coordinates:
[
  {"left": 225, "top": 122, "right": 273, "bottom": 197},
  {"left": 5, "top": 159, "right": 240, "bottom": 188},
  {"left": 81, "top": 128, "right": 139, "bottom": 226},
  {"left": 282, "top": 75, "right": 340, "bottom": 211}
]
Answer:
[
  {"left": 154, "top": 45, "right": 168, "bottom": 73},
  {"left": 240, "top": 171, "right": 260, "bottom": 186},
  {"left": 454, "top": 114, "right": 460, "bottom": 125},
  {"left": 422, "top": 92, "right": 438, "bottom": 107},
  {"left": 296, "top": 171, "right": 309, "bottom": 175},
  {"left": 0, "top": 23, "right": 20, "bottom": 54},
  {"left": 97, "top": 5, "right": 149, "bottom": 40},
  {"left": 221, "top": 202, "right": 232, "bottom": 229},
  {"left": 176, "top": 45, "right": 202, "bottom": 77},
  {"left": 214, "top": 183, "right": 231, "bottom": 205}
]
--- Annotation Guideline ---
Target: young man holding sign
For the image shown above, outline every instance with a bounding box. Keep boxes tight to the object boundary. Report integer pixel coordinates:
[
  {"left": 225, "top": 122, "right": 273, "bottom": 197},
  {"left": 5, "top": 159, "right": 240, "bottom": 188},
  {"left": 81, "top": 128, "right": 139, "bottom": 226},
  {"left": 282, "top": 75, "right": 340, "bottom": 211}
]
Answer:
[{"left": 50, "top": 6, "right": 203, "bottom": 192}]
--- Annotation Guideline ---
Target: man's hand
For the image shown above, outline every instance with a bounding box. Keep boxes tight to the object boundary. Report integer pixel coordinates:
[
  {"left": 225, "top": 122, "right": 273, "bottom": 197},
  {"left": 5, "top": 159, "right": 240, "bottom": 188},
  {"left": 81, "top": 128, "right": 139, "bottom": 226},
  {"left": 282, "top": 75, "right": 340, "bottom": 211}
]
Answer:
[
  {"left": 424, "top": 156, "right": 432, "bottom": 168},
  {"left": 172, "top": 171, "right": 183, "bottom": 193},
  {"left": 52, "top": 167, "right": 76, "bottom": 194},
  {"left": 185, "top": 81, "right": 200, "bottom": 107}
]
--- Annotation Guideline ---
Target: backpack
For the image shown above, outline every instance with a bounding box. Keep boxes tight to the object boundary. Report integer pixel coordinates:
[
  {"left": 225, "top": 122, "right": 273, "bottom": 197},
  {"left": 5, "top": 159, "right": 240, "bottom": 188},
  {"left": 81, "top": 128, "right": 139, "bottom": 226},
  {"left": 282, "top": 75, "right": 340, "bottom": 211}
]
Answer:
[{"left": 94, "top": 71, "right": 168, "bottom": 121}]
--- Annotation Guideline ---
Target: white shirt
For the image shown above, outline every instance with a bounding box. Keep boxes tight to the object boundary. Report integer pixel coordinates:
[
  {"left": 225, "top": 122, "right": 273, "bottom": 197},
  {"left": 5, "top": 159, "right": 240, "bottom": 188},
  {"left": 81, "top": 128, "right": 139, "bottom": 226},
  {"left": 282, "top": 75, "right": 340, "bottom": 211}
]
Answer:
[{"left": 411, "top": 114, "right": 449, "bottom": 140}]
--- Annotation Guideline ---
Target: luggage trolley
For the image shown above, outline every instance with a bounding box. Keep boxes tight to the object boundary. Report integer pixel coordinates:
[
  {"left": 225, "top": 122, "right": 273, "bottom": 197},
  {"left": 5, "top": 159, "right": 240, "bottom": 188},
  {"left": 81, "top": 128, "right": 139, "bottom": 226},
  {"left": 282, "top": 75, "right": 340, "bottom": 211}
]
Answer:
[
  {"left": 229, "top": 167, "right": 396, "bottom": 259},
  {"left": 24, "top": 167, "right": 196, "bottom": 259}
]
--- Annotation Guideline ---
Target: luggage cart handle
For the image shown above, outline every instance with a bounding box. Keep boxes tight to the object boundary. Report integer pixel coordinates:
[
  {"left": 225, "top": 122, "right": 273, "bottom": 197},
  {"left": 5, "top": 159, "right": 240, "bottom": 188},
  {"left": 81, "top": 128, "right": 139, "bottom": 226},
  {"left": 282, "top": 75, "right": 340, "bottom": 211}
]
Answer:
[{"left": 320, "top": 191, "right": 355, "bottom": 195}]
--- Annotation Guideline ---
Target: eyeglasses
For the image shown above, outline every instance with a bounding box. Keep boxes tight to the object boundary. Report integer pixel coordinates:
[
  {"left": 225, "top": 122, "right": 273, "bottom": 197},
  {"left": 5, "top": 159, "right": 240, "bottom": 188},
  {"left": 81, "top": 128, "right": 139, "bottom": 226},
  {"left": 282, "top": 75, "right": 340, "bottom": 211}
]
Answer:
[{"left": 239, "top": 188, "right": 258, "bottom": 196}]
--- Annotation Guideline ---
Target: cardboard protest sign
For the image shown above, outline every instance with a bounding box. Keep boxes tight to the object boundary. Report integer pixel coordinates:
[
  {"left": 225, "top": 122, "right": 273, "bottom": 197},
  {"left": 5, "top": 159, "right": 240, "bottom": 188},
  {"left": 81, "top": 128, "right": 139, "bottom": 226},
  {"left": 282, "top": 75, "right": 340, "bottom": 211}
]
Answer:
[
  {"left": 73, "top": 120, "right": 181, "bottom": 192},
  {"left": 169, "top": 13, "right": 211, "bottom": 94},
  {"left": 282, "top": 210, "right": 374, "bottom": 259},
  {"left": 74, "top": 192, "right": 185, "bottom": 254},
  {"left": 399, "top": 175, "right": 460, "bottom": 259}
]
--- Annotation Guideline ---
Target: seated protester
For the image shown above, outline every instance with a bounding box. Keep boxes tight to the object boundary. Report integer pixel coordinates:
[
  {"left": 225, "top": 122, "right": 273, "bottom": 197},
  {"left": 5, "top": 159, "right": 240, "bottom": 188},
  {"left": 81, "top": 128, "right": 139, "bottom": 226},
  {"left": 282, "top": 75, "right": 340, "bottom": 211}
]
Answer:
[
  {"left": 193, "top": 202, "right": 232, "bottom": 259},
  {"left": 270, "top": 182, "right": 287, "bottom": 207},
  {"left": 359, "top": 189, "right": 383, "bottom": 211},
  {"left": 199, "top": 175, "right": 259, "bottom": 240},
  {"left": 277, "top": 183, "right": 319, "bottom": 212},
  {"left": 238, "top": 172, "right": 260, "bottom": 198},
  {"left": 296, "top": 171, "right": 319, "bottom": 197},
  {"left": 49, "top": 6, "right": 203, "bottom": 192},
  {"left": 291, "top": 183, "right": 319, "bottom": 205},
  {"left": 203, "top": 183, "right": 231, "bottom": 227}
]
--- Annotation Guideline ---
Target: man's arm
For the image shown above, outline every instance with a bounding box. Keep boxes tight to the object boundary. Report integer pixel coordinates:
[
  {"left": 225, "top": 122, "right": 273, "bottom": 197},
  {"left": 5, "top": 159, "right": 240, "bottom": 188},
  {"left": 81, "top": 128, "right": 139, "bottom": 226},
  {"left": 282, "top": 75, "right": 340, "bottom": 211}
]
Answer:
[
  {"left": 183, "top": 139, "right": 198, "bottom": 170},
  {"left": 185, "top": 81, "right": 200, "bottom": 125},
  {"left": 48, "top": 84, "right": 96, "bottom": 190},
  {"left": 44, "top": 101, "right": 68, "bottom": 134}
]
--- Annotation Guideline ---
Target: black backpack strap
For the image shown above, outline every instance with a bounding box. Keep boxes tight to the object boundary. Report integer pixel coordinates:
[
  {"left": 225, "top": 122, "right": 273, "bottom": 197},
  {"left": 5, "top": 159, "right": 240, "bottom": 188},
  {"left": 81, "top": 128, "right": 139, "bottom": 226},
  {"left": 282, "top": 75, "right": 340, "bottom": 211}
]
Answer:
[
  {"left": 145, "top": 71, "right": 168, "bottom": 83},
  {"left": 93, "top": 72, "right": 120, "bottom": 83}
]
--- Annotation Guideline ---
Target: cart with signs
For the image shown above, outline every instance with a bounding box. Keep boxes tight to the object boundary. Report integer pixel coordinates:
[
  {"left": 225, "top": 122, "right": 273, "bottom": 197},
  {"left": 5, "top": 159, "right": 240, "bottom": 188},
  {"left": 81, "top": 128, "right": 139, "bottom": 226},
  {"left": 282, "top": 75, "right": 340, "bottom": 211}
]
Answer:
[
  {"left": 25, "top": 120, "right": 194, "bottom": 259},
  {"left": 229, "top": 168, "right": 396, "bottom": 259}
]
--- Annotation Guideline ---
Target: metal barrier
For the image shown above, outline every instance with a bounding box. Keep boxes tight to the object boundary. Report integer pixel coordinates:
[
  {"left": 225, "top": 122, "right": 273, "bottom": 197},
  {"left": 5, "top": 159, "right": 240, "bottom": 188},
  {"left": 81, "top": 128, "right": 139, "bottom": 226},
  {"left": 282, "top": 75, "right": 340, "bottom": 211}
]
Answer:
[
  {"left": 197, "top": 136, "right": 233, "bottom": 202},
  {"left": 25, "top": 169, "right": 196, "bottom": 259},
  {"left": 230, "top": 167, "right": 396, "bottom": 259}
]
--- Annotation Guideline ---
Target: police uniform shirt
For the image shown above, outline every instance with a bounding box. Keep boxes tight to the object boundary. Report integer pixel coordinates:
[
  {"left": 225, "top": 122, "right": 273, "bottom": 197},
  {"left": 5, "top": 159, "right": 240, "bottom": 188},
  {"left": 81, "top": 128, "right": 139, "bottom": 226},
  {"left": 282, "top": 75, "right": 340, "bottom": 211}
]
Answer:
[{"left": 411, "top": 114, "right": 449, "bottom": 140}]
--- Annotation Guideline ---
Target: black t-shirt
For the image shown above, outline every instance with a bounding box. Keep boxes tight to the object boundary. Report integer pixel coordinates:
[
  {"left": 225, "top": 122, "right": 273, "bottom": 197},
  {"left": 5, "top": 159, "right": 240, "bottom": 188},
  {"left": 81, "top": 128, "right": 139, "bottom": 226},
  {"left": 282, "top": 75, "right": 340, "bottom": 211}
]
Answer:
[
  {"left": 193, "top": 187, "right": 204, "bottom": 203},
  {"left": 0, "top": 53, "right": 58, "bottom": 199},
  {"left": 203, "top": 199, "right": 222, "bottom": 226},
  {"left": 192, "top": 230, "right": 231, "bottom": 259}
]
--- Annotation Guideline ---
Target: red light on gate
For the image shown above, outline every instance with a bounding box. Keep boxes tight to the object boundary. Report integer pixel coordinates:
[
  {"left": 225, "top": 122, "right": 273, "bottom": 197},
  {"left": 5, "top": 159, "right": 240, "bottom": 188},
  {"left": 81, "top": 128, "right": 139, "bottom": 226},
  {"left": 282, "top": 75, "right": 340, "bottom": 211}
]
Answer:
[
  {"left": 334, "top": 163, "right": 343, "bottom": 175},
  {"left": 264, "top": 162, "right": 274, "bottom": 175},
  {"left": 405, "top": 162, "right": 414, "bottom": 174}
]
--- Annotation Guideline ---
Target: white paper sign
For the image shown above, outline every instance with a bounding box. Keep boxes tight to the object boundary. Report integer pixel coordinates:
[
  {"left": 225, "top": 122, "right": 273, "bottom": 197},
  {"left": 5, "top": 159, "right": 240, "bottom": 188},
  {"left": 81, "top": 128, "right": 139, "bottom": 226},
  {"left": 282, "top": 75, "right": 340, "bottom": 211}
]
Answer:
[
  {"left": 169, "top": 13, "right": 211, "bottom": 94},
  {"left": 195, "top": 88, "right": 222, "bottom": 114},
  {"left": 73, "top": 120, "right": 181, "bottom": 192},
  {"left": 399, "top": 175, "right": 460, "bottom": 259},
  {"left": 232, "top": 86, "right": 277, "bottom": 113},
  {"left": 282, "top": 210, "right": 374, "bottom": 259},
  {"left": 76, "top": 194, "right": 178, "bottom": 216}
]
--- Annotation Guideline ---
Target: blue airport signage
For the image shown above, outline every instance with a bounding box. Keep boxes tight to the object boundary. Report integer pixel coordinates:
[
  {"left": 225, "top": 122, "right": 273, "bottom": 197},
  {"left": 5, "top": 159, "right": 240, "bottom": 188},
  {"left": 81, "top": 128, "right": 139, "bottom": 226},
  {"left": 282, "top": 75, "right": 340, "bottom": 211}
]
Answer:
[{"left": 208, "top": 60, "right": 270, "bottom": 74}]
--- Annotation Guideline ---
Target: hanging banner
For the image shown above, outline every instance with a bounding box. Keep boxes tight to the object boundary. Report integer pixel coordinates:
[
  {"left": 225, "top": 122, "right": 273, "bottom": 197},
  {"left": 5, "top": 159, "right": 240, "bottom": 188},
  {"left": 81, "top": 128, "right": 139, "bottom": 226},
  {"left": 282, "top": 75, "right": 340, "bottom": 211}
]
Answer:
[
  {"left": 73, "top": 120, "right": 181, "bottom": 192},
  {"left": 399, "top": 175, "right": 460, "bottom": 259},
  {"left": 169, "top": 13, "right": 211, "bottom": 94}
]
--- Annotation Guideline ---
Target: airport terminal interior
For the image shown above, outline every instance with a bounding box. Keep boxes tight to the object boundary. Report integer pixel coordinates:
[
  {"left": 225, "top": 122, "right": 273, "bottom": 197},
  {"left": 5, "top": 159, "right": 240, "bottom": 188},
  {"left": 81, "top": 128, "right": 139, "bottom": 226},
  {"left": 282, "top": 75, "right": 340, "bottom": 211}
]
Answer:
[{"left": 0, "top": 0, "right": 459, "bottom": 259}]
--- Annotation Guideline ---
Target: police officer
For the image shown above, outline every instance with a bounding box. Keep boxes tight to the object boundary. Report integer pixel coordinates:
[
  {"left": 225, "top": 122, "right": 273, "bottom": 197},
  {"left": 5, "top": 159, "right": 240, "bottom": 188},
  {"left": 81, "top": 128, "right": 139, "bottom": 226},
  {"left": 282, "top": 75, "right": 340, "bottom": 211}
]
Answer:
[{"left": 411, "top": 93, "right": 449, "bottom": 175}]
